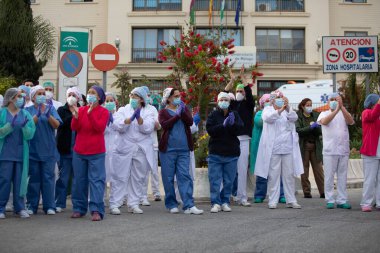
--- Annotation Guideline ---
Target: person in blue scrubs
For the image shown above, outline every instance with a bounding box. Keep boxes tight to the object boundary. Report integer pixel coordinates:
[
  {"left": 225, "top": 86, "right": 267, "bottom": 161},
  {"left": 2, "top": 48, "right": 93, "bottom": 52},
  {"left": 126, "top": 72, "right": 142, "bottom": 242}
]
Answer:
[
  {"left": 26, "top": 85, "right": 62, "bottom": 215},
  {"left": 0, "top": 88, "right": 36, "bottom": 219}
]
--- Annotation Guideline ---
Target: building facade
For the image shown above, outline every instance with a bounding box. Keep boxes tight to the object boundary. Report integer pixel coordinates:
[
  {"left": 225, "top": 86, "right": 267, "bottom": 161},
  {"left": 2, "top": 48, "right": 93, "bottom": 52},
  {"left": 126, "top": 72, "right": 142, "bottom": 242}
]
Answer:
[{"left": 31, "top": 0, "right": 380, "bottom": 100}]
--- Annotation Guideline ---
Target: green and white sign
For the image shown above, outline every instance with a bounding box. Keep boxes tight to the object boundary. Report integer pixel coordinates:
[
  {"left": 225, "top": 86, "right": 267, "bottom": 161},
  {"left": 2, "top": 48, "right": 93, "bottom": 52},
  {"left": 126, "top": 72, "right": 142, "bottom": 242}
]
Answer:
[{"left": 58, "top": 27, "right": 89, "bottom": 103}]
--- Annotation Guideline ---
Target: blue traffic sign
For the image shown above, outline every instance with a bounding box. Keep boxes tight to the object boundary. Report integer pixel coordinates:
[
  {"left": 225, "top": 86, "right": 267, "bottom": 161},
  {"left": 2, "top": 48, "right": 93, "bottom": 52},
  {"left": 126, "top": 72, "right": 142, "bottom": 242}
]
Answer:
[{"left": 60, "top": 50, "right": 83, "bottom": 77}]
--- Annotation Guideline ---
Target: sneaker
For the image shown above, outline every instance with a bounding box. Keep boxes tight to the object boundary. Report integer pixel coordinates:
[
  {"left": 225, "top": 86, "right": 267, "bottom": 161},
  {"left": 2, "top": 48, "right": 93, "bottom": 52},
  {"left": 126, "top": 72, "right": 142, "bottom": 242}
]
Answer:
[
  {"left": 169, "top": 207, "right": 179, "bottom": 214},
  {"left": 304, "top": 193, "right": 312, "bottom": 198},
  {"left": 26, "top": 209, "right": 34, "bottom": 215},
  {"left": 221, "top": 203, "right": 232, "bottom": 212},
  {"left": 279, "top": 197, "right": 286, "bottom": 204},
  {"left": 110, "top": 207, "right": 121, "bottom": 215},
  {"left": 210, "top": 204, "right": 221, "bottom": 213},
  {"left": 46, "top": 209, "right": 56, "bottom": 215},
  {"left": 184, "top": 206, "right": 204, "bottom": 215},
  {"left": 287, "top": 202, "right": 302, "bottom": 209},
  {"left": 19, "top": 210, "right": 30, "bottom": 218},
  {"left": 232, "top": 196, "right": 239, "bottom": 203},
  {"left": 128, "top": 206, "right": 143, "bottom": 214},
  {"left": 91, "top": 211, "right": 101, "bottom": 221},
  {"left": 361, "top": 206, "right": 372, "bottom": 212},
  {"left": 254, "top": 198, "right": 264, "bottom": 203},
  {"left": 71, "top": 212, "right": 84, "bottom": 218},
  {"left": 140, "top": 199, "right": 151, "bottom": 206},
  {"left": 0, "top": 213, "right": 5, "bottom": 219},
  {"left": 5, "top": 205, "right": 13, "bottom": 212},
  {"left": 240, "top": 200, "right": 251, "bottom": 207},
  {"left": 56, "top": 207, "right": 63, "bottom": 213},
  {"left": 154, "top": 195, "right": 162, "bottom": 201},
  {"left": 268, "top": 204, "right": 277, "bottom": 209},
  {"left": 326, "top": 203, "right": 335, "bottom": 209},
  {"left": 337, "top": 203, "right": 352, "bottom": 209}
]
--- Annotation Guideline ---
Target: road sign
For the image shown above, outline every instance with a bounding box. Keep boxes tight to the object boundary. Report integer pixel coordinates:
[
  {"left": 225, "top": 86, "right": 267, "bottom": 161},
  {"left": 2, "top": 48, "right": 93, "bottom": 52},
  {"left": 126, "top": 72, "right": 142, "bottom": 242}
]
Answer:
[
  {"left": 91, "top": 43, "right": 119, "bottom": 72},
  {"left": 322, "top": 36, "right": 378, "bottom": 73},
  {"left": 60, "top": 50, "right": 83, "bottom": 77}
]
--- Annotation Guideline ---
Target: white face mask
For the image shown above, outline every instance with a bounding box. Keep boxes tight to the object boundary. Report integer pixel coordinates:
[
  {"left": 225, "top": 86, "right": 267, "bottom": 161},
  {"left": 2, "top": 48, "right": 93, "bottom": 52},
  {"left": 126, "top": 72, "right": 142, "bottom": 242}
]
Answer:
[
  {"left": 236, "top": 93, "right": 244, "bottom": 101},
  {"left": 67, "top": 96, "right": 77, "bottom": 106},
  {"left": 45, "top": 91, "right": 54, "bottom": 100}
]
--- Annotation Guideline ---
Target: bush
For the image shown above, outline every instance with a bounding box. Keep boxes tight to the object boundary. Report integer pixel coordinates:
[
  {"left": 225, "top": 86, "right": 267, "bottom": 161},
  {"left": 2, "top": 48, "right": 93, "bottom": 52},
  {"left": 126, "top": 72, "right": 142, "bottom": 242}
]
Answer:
[
  {"left": 0, "top": 76, "right": 17, "bottom": 95},
  {"left": 194, "top": 133, "right": 209, "bottom": 168}
]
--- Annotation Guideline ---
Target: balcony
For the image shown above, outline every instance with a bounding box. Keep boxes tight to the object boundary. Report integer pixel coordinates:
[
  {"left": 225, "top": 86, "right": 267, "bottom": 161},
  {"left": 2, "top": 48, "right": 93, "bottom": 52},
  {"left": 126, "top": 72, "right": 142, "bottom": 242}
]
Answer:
[
  {"left": 256, "top": 0, "right": 304, "bottom": 12},
  {"left": 257, "top": 49, "right": 305, "bottom": 64},
  {"left": 194, "top": 0, "right": 243, "bottom": 11},
  {"left": 132, "top": 48, "right": 164, "bottom": 63},
  {"left": 133, "top": 0, "right": 182, "bottom": 11}
]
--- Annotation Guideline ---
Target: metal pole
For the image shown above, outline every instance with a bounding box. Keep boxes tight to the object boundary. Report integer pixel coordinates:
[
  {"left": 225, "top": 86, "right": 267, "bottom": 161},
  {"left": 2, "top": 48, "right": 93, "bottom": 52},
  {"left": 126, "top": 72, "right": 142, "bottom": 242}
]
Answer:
[
  {"left": 103, "top": 71, "right": 107, "bottom": 92},
  {"left": 365, "top": 73, "right": 370, "bottom": 97},
  {"left": 332, "top": 73, "right": 336, "bottom": 93}
]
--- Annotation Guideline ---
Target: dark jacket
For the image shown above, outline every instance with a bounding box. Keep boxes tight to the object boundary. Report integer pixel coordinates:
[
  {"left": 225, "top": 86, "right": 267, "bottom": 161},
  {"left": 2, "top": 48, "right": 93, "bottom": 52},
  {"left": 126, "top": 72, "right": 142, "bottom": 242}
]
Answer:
[
  {"left": 228, "top": 85, "right": 255, "bottom": 137},
  {"left": 158, "top": 106, "right": 194, "bottom": 152},
  {"left": 56, "top": 103, "right": 75, "bottom": 155},
  {"left": 206, "top": 108, "right": 243, "bottom": 157},
  {"left": 295, "top": 110, "right": 323, "bottom": 163}
]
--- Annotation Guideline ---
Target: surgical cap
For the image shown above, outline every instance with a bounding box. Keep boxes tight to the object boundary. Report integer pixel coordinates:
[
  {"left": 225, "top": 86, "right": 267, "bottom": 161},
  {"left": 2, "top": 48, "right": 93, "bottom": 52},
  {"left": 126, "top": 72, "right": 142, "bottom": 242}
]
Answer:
[
  {"left": 162, "top": 87, "right": 173, "bottom": 105},
  {"left": 43, "top": 81, "right": 55, "bottom": 89},
  {"left": 236, "top": 84, "right": 244, "bottom": 90},
  {"left": 91, "top": 85, "right": 106, "bottom": 105},
  {"left": 328, "top": 92, "right": 339, "bottom": 100},
  {"left": 259, "top": 94, "right": 271, "bottom": 107},
  {"left": 364, "top": 94, "right": 379, "bottom": 109},
  {"left": 131, "top": 87, "right": 148, "bottom": 103},
  {"left": 228, "top": 92, "right": 235, "bottom": 101},
  {"left": 19, "top": 85, "right": 31, "bottom": 96},
  {"left": 141, "top": 86, "right": 150, "bottom": 95},
  {"left": 105, "top": 92, "right": 118, "bottom": 102},
  {"left": 30, "top": 85, "right": 44, "bottom": 99},
  {"left": 66, "top": 87, "right": 82, "bottom": 100},
  {"left": 3, "top": 88, "right": 19, "bottom": 107},
  {"left": 270, "top": 90, "right": 283, "bottom": 99},
  {"left": 217, "top": 92, "right": 230, "bottom": 101}
]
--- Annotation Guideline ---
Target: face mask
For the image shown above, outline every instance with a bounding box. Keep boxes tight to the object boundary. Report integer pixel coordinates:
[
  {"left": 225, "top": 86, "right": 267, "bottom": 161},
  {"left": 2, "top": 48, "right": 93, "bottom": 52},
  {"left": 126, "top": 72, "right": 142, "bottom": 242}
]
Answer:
[
  {"left": 218, "top": 101, "right": 230, "bottom": 110},
  {"left": 130, "top": 98, "right": 139, "bottom": 109},
  {"left": 274, "top": 98, "right": 284, "bottom": 108},
  {"left": 15, "top": 97, "right": 24, "bottom": 108},
  {"left": 172, "top": 98, "right": 181, "bottom": 106},
  {"left": 87, "top": 94, "right": 97, "bottom": 104},
  {"left": 330, "top": 101, "right": 338, "bottom": 110},
  {"left": 236, "top": 93, "right": 244, "bottom": 101},
  {"left": 67, "top": 96, "right": 77, "bottom": 106},
  {"left": 36, "top": 95, "right": 46, "bottom": 105},
  {"left": 78, "top": 100, "right": 84, "bottom": 107},
  {"left": 105, "top": 102, "right": 116, "bottom": 112},
  {"left": 45, "top": 91, "right": 53, "bottom": 100},
  {"left": 305, "top": 106, "right": 313, "bottom": 114},
  {"left": 264, "top": 102, "right": 271, "bottom": 108}
]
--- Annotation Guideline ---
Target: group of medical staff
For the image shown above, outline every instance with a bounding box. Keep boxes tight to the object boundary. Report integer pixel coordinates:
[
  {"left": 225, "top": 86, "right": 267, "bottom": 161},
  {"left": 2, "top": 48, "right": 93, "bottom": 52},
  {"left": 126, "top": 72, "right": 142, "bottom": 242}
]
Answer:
[{"left": 0, "top": 74, "right": 379, "bottom": 221}]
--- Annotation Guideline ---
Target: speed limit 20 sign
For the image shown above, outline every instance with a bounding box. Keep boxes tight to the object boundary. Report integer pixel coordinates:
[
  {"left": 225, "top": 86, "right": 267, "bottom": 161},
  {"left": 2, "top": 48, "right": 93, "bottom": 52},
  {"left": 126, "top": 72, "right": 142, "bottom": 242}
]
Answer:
[{"left": 322, "top": 36, "right": 378, "bottom": 73}]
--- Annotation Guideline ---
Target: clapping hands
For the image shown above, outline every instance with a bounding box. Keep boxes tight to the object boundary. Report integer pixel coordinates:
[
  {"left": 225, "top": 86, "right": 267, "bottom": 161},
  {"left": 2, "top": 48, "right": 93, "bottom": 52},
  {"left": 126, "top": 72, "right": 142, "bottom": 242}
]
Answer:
[{"left": 223, "top": 112, "right": 235, "bottom": 127}]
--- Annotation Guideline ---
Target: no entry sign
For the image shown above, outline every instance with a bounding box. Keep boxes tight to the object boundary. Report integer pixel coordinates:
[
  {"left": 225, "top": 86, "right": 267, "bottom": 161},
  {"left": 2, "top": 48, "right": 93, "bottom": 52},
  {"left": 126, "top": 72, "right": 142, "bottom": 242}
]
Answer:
[
  {"left": 322, "top": 36, "right": 378, "bottom": 73},
  {"left": 91, "top": 43, "right": 119, "bottom": 71}
]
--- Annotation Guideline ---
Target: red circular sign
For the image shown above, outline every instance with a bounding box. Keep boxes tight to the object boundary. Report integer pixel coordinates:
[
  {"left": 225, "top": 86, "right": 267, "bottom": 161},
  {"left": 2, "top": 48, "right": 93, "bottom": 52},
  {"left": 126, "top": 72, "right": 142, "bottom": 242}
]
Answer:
[
  {"left": 326, "top": 48, "right": 340, "bottom": 63},
  {"left": 91, "top": 43, "right": 119, "bottom": 71},
  {"left": 343, "top": 48, "right": 357, "bottom": 63}
]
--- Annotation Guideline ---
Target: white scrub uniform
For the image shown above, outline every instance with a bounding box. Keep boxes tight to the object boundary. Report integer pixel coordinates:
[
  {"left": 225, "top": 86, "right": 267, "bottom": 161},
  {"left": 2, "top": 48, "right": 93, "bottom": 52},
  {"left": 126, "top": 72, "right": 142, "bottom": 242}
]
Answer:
[
  {"left": 109, "top": 104, "right": 155, "bottom": 210},
  {"left": 236, "top": 135, "right": 250, "bottom": 203}
]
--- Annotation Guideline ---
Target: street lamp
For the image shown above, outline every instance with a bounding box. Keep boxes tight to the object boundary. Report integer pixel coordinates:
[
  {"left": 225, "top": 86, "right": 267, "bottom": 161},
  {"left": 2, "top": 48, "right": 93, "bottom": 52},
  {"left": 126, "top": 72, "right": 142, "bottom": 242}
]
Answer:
[
  {"left": 115, "top": 37, "right": 121, "bottom": 51},
  {"left": 316, "top": 37, "right": 322, "bottom": 51}
]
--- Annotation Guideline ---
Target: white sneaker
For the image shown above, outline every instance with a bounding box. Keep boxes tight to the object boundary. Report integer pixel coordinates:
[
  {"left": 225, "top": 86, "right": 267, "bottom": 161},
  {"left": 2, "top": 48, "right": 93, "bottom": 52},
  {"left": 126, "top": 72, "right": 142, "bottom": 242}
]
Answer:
[
  {"left": 268, "top": 204, "right": 277, "bottom": 209},
  {"left": 287, "top": 202, "right": 302, "bottom": 209},
  {"left": 110, "top": 207, "right": 121, "bottom": 215},
  {"left": 128, "top": 206, "right": 143, "bottom": 214},
  {"left": 169, "top": 207, "right": 179, "bottom": 214},
  {"left": 19, "top": 210, "right": 30, "bottom": 218},
  {"left": 221, "top": 203, "right": 232, "bottom": 212},
  {"left": 140, "top": 199, "right": 151, "bottom": 206},
  {"left": 56, "top": 207, "right": 63, "bottom": 213},
  {"left": 240, "top": 200, "right": 251, "bottom": 207},
  {"left": 47, "top": 209, "right": 56, "bottom": 215},
  {"left": 232, "top": 196, "right": 239, "bottom": 203},
  {"left": 210, "top": 204, "right": 221, "bottom": 213},
  {"left": 26, "top": 209, "right": 34, "bottom": 215},
  {"left": 184, "top": 206, "right": 204, "bottom": 215},
  {"left": 0, "top": 213, "right": 5, "bottom": 219},
  {"left": 5, "top": 204, "right": 13, "bottom": 212}
]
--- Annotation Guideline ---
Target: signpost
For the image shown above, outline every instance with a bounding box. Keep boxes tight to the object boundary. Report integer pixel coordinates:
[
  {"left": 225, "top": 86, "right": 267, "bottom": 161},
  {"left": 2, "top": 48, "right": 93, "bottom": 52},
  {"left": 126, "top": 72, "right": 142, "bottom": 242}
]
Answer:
[
  {"left": 218, "top": 46, "right": 256, "bottom": 69},
  {"left": 322, "top": 36, "right": 378, "bottom": 94},
  {"left": 91, "top": 43, "right": 119, "bottom": 92}
]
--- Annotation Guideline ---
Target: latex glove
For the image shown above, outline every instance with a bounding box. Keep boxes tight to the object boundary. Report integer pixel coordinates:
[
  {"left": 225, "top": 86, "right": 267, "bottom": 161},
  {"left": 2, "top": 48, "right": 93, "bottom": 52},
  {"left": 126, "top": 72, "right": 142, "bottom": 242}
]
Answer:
[
  {"left": 45, "top": 105, "right": 52, "bottom": 118},
  {"left": 228, "top": 112, "right": 235, "bottom": 125},
  {"left": 36, "top": 104, "right": 42, "bottom": 117},
  {"left": 134, "top": 108, "right": 141, "bottom": 120},
  {"left": 47, "top": 99, "right": 53, "bottom": 107},
  {"left": 107, "top": 112, "right": 113, "bottom": 126},
  {"left": 193, "top": 113, "right": 201, "bottom": 126},
  {"left": 21, "top": 117, "right": 29, "bottom": 127},
  {"left": 11, "top": 114, "right": 18, "bottom": 128},
  {"left": 176, "top": 105, "right": 182, "bottom": 116},
  {"left": 310, "top": 122, "right": 319, "bottom": 129},
  {"left": 223, "top": 117, "right": 229, "bottom": 127}
]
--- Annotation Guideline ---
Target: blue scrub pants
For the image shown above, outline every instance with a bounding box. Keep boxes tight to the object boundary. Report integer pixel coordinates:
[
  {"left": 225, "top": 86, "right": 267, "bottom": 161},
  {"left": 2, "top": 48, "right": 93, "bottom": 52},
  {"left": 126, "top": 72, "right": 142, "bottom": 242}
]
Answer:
[
  {"left": 160, "top": 151, "right": 194, "bottom": 210},
  {"left": 26, "top": 160, "right": 56, "bottom": 213},
  {"left": 208, "top": 154, "right": 238, "bottom": 206},
  {"left": 0, "top": 161, "right": 25, "bottom": 214},
  {"left": 55, "top": 156, "right": 73, "bottom": 209},
  {"left": 72, "top": 152, "right": 105, "bottom": 219},
  {"left": 254, "top": 176, "right": 285, "bottom": 200}
]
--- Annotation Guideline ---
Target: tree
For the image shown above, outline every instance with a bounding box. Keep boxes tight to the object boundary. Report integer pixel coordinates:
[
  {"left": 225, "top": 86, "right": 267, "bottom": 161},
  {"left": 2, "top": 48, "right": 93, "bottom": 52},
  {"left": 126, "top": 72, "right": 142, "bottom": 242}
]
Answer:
[
  {"left": 0, "top": 0, "right": 56, "bottom": 83},
  {"left": 111, "top": 68, "right": 138, "bottom": 106}
]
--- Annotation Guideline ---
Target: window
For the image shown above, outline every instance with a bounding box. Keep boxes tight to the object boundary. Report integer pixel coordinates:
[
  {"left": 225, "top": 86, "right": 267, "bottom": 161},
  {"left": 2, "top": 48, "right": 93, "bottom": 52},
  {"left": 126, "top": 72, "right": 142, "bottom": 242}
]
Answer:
[
  {"left": 196, "top": 28, "right": 243, "bottom": 46},
  {"left": 257, "top": 80, "right": 304, "bottom": 97},
  {"left": 256, "top": 0, "right": 305, "bottom": 12},
  {"left": 29, "top": 0, "right": 36, "bottom": 3},
  {"left": 256, "top": 28, "right": 305, "bottom": 64},
  {"left": 344, "top": 31, "right": 368, "bottom": 36},
  {"left": 70, "top": 0, "right": 94, "bottom": 2},
  {"left": 344, "top": 0, "right": 367, "bottom": 3},
  {"left": 133, "top": 0, "right": 182, "bottom": 11},
  {"left": 132, "top": 28, "right": 181, "bottom": 63},
  {"left": 194, "top": 0, "right": 243, "bottom": 11}
]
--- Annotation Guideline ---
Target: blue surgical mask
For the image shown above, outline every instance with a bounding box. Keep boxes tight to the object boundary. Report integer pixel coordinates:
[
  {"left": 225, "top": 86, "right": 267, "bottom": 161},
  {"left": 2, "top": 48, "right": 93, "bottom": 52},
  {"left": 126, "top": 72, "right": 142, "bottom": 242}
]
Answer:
[
  {"left": 218, "top": 101, "right": 230, "bottom": 110},
  {"left": 130, "top": 98, "right": 139, "bottom": 109},
  {"left": 87, "top": 94, "right": 97, "bottom": 104},
  {"left": 330, "top": 101, "right": 338, "bottom": 110},
  {"left": 172, "top": 98, "right": 181, "bottom": 106},
  {"left": 264, "top": 102, "right": 271, "bottom": 108},
  {"left": 105, "top": 102, "right": 116, "bottom": 112},
  {"left": 274, "top": 98, "right": 284, "bottom": 108},
  {"left": 36, "top": 95, "right": 46, "bottom": 105},
  {"left": 15, "top": 98, "right": 24, "bottom": 108},
  {"left": 305, "top": 106, "right": 313, "bottom": 114}
]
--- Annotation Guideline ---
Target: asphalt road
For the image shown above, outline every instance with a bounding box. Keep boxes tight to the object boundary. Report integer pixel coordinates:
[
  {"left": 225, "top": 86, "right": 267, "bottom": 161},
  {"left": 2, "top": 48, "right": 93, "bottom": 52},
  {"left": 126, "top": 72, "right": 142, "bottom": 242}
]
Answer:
[{"left": 1, "top": 189, "right": 379, "bottom": 253}]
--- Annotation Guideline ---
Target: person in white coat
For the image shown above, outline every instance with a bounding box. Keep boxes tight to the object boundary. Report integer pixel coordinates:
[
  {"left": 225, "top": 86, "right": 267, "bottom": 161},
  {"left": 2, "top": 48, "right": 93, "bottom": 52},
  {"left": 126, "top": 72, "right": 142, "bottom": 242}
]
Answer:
[
  {"left": 109, "top": 87, "right": 156, "bottom": 215},
  {"left": 318, "top": 93, "right": 355, "bottom": 209},
  {"left": 255, "top": 91, "right": 303, "bottom": 209}
]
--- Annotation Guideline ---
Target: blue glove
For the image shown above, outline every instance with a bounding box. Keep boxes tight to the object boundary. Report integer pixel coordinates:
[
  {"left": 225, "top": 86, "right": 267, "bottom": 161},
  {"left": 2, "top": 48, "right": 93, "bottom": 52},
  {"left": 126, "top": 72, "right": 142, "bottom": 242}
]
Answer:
[
  {"left": 223, "top": 117, "right": 229, "bottom": 127},
  {"left": 21, "top": 117, "right": 29, "bottom": 127},
  {"left": 193, "top": 113, "right": 201, "bottom": 126},
  {"left": 45, "top": 105, "right": 52, "bottom": 118},
  {"left": 36, "top": 105, "right": 42, "bottom": 117},
  {"left": 176, "top": 105, "right": 182, "bottom": 116},
  {"left": 228, "top": 112, "right": 235, "bottom": 125},
  {"left": 134, "top": 108, "right": 141, "bottom": 120},
  {"left": 107, "top": 112, "right": 113, "bottom": 126},
  {"left": 47, "top": 99, "right": 53, "bottom": 107},
  {"left": 310, "top": 122, "right": 319, "bottom": 129},
  {"left": 11, "top": 114, "right": 18, "bottom": 128}
]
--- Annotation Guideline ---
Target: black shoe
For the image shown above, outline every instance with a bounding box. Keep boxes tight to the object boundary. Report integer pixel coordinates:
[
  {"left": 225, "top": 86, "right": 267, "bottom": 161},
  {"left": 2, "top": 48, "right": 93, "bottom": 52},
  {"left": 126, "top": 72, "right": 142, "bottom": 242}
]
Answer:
[
  {"left": 320, "top": 193, "right": 325, "bottom": 199},
  {"left": 304, "top": 194, "right": 312, "bottom": 198}
]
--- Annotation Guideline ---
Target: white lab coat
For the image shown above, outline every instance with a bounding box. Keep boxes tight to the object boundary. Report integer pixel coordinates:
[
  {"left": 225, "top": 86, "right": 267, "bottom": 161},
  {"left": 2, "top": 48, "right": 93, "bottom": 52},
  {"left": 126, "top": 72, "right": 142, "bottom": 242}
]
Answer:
[
  {"left": 104, "top": 115, "right": 117, "bottom": 183},
  {"left": 52, "top": 99, "right": 63, "bottom": 110},
  {"left": 254, "top": 106, "right": 303, "bottom": 179}
]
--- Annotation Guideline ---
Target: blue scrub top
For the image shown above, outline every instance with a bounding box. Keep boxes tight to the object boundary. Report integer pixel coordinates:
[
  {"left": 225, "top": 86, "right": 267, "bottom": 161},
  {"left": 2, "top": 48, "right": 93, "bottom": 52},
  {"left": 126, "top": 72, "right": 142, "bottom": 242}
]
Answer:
[
  {"left": 0, "top": 110, "right": 24, "bottom": 162},
  {"left": 166, "top": 109, "right": 189, "bottom": 152},
  {"left": 26, "top": 105, "right": 62, "bottom": 162}
]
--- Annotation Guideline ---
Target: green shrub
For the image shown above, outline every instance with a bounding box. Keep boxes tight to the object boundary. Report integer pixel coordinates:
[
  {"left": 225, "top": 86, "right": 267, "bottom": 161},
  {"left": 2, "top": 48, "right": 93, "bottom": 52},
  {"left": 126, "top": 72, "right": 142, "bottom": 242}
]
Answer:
[
  {"left": 194, "top": 133, "right": 209, "bottom": 168},
  {"left": 0, "top": 76, "right": 17, "bottom": 95}
]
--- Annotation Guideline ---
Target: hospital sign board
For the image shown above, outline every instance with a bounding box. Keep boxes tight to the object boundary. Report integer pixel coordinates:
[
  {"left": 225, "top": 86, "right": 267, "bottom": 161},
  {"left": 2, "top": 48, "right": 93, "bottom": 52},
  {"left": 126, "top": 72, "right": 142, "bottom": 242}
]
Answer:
[{"left": 322, "top": 36, "right": 378, "bottom": 73}]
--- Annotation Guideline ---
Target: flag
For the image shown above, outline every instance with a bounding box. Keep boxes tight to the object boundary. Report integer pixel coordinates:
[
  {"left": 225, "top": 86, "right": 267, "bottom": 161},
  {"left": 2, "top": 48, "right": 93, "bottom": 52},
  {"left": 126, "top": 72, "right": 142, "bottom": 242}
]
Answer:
[
  {"left": 220, "top": 0, "right": 225, "bottom": 22},
  {"left": 235, "top": 0, "right": 241, "bottom": 27},
  {"left": 190, "top": 0, "right": 195, "bottom": 25},
  {"left": 209, "top": 0, "right": 213, "bottom": 25}
]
